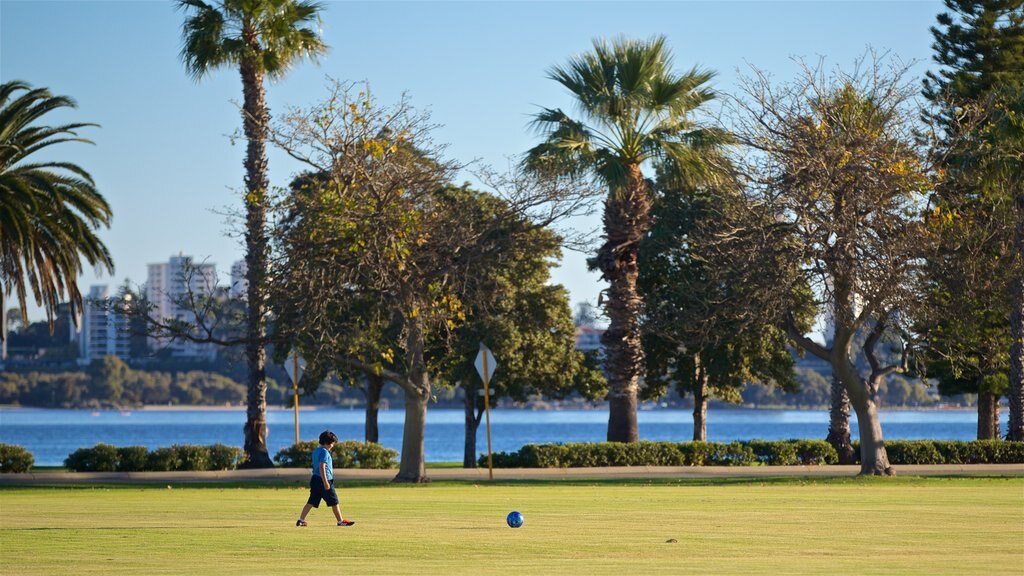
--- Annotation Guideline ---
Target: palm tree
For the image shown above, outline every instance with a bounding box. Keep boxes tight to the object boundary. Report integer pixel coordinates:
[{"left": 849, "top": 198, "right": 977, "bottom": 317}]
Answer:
[
  {"left": 0, "top": 80, "right": 113, "bottom": 356},
  {"left": 177, "top": 0, "right": 326, "bottom": 467},
  {"left": 525, "top": 36, "right": 730, "bottom": 442}
]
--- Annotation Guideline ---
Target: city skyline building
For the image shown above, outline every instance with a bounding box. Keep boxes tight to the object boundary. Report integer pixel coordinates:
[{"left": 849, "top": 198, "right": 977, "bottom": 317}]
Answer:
[
  {"left": 78, "top": 285, "right": 132, "bottom": 364},
  {"left": 230, "top": 260, "right": 247, "bottom": 300},
  {"left": 145, "top": 254, "right": 218, "bottom": 359}
]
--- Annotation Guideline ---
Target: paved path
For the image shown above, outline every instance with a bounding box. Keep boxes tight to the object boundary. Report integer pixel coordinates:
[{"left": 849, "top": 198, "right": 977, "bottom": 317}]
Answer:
[{"left": 1, "top": 464, "right": 1021, "bottom": 485}]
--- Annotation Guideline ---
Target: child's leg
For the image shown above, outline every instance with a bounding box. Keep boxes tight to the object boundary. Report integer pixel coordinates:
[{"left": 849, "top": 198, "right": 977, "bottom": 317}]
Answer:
[
  {"left": 330, "top": 504, "right": 343, "bottom": 522},
  {"left": 299, "top": 503, "right": 314, "bottom": 521}
]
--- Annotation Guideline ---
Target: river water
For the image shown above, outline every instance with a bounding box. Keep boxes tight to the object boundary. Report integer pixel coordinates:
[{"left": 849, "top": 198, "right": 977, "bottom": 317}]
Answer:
[{"left": 0, "top": 407, "right": 1005, "bottom": 466}]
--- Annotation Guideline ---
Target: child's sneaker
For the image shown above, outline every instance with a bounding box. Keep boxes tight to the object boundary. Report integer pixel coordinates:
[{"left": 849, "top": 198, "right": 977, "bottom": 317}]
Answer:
[
  {"left": 296, "top": 519, "right": 307, "bottom": 527},
  {"left": 337, "top": 519, "right": 355, "bottom": 526}
]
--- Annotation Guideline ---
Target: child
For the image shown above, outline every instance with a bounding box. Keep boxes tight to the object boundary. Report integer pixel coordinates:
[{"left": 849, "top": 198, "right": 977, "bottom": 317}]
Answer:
[{"left": 296, "top": 430, "right": 355, "bottom": 527}]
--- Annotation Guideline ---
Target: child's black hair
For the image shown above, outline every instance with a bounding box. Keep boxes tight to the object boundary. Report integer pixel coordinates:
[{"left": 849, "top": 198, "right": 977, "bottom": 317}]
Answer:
[{"left": 319, "top": 430, "right": 338, "bottom": 445}]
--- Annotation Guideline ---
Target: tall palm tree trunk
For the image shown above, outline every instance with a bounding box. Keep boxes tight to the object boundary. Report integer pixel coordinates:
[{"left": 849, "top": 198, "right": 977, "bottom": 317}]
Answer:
[
  {"left": 239, "top": 54, "right": 273, "bottom": 468},
  {"left": 598, "top": 166, "right": 651, "bottom": 443},
  {"left": 826, "top": 373, "right": 856, "bottom": 464},
  {"left": 1007, "top": 184, "right": 1024, "bottom": 441}
]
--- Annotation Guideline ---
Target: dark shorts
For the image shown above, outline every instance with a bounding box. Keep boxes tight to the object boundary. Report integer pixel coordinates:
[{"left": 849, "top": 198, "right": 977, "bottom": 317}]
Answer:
[{"left": 307, "top": 477, "right": 339, "bottom": 508}]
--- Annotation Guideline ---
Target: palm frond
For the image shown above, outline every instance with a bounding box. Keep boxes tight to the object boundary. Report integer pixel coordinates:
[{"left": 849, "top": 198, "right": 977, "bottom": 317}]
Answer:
[{"left": 0, "top": 81, "right": 113, "bottom": 332}]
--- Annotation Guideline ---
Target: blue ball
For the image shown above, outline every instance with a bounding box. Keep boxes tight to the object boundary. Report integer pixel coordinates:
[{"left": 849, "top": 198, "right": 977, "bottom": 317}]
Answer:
[{"left": 506, "top": 511, "right": 524, "bottom": 528}]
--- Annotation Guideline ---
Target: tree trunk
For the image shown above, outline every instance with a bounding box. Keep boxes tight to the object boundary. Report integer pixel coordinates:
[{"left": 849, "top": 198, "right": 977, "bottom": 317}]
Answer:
[
  {"left": 1007, "top": 183, "right": 1024, "bottom": 441},
  {"left": 826, "top": 373, "right": 856, "bottom": 464},
  {"left": 852, "top": 392, "right": 893, "bottom": 475},
  {"left": 977, "top": 386, "right": 999, "bottom": 440},
  {"left": 598, "top": 165, "right": 651, "bottom": 443},
  {"left": 692, "top": 356, "right": 708, "bottom": 442},
  {"left": 394, "top": 315, "right": 430, "bottom": 483},
  {"left": 364, "top": 373, "right": 383, "bottom": 443},
  {"left": 237, "top": 53, "right": 273, "bottom": 468},
  {"left": 836, "top": 357, "right": 893, "bottom": 475},
  {"left": 394, "top": 383, "right": 429, "bottom": 483},
  {"left": 463, "top": 384, "right": 483, "bottom": 468}
]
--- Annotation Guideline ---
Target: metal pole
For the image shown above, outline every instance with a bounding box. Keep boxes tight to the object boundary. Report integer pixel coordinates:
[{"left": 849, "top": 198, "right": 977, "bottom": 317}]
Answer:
[
  {"left": 483, "top": 352, "right": 493, "bottom": 480},
  {"left": 292, "top": 351, "right": 300, "bottom": 446}
]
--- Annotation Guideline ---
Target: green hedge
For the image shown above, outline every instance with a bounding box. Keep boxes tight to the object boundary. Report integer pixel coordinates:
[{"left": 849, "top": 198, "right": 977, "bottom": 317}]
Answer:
[
  {"left": 481, "top": 439, "right": 1022, "bottom": 468},
  {"left": 64, "top": 443, "right": 245, "bottom": 472},
  {"left": 0, "top": 444, "right": 35, "bottom": 473},
  {"left": 273, "top": 440, "right": 399, "bottom": 469}
]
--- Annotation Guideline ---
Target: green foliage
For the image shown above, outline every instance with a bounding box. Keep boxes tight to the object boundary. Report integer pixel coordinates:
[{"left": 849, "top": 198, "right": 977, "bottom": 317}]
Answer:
[
  {"left": 919, "top": 1, "right": 1023, "bottom": 427},
  {"left": 0, "top": 81, "right": 113, "bottom": 329},
  {"left": 639, "top": 169, "right": 808, "bottom": 411},
  {"left": 705, "top": 442, "right": 758, "bottom": 466},
  {"left": 65, "top": 443, "right": 120, "bottom": 472},
  {"left": 273, "top": 440, "right": 398, "bottom": 469},
  {"left": 0, "top": 444, "right": 34, "bottom": 473},
  {"left": 747, "top": 440, "right": 799, "bottom": 465},
  {"left": 115, "top": 446, "right": 149, "bottom": 472},
  {"left": 208, "top": 444, "right": 246, "bottom": 470},
  {"left": 0, "top": 364, "right": 250, "bottom": 409},
  {"left": 173, "top": 444, "right": 210, "bottom": 471},
  {"left": 146, "top": 448, "right": 180, "bottom": 472},
  {"left": 790, "top": 440, "right": 840, "bottom": 465},
  {"left": 481, "top": 439, "right": 1024, "bottom": 467},
  {"left": 63, "top": 444, "right": 247, "bottom": 472},
  {"left": 883, "top": 440, "right": 946, "bottom": 465}
]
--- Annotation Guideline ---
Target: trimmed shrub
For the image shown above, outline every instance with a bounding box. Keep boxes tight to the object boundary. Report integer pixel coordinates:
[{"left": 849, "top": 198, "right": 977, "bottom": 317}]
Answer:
[
  {"left": 679, "top": 441, "right": 715, "bottom": 466},
  {"left": 485, "top": 450, "right": 527, "bottom": 468},
  {"left": 932, "top": 440, "right": 971, "bottom": 464},
  {"left": 966, "top": 440, "right": 1024, "bottom": 464},
  {"left": 0, "top": 444, "right": 34, "bottom": 473},
  {"left": 885, "top": 440, "right": 944, "bottom": 465},
  {"left": 274, "top": 440, "right": 398, "bottom": 469},
  {"left": 116, "top": 446, "right": 149, "bottom": 472},
  {"left": 707, "top": 442, "right": 757, "bottom": 466},
  {"left": 66, "top": 443, "right": 245, "bottom": 472},
  {"left": 65, "top": 443, "right": 119, "bottom": 472},
  {"left": 790, "top": 440, "right": 839, "bottom": 465},
  {"left": 336, "top": 441, "right": 398, "bottom": 469},
  {"left": 274, "top": 441, "right": 319, "bottom": 468},
  {"left": 173, "top": 445, "right": 210, "bottom": 471},
  {"left": 147, "top": 447, "right": 180, "bottom": 472},
  {"left": 208, "top": 444, "right": 245, "bottom": 470},
  {"left": 747, "top": 440, "right": 799, "bottom": 465}
]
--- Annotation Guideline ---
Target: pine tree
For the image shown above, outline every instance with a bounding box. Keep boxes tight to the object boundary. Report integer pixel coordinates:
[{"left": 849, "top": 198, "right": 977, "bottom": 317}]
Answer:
[{"left": 922, "top": 0, "right": 1024, "bottom": 440}]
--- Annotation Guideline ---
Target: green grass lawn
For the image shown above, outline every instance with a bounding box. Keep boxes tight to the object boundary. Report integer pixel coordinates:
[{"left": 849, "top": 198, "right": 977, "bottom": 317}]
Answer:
[{"left": 1, "top": 477, "right": 1021, "bottom": 575}]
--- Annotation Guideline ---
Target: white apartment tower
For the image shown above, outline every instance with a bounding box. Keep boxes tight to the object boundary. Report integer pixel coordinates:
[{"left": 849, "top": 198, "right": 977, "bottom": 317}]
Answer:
[
  {"left": 230, "top": 260, "right": 248, "bottom": 300},
  {"left": 146, "top": 255, "right": 218, "bottom": 359},
  {"left": 79, "top": 285, "right": 132, "bottom": 362}
]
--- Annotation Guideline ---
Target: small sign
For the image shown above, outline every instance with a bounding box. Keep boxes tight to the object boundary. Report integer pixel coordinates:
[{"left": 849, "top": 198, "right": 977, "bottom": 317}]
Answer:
[
  {"left": 474, "top": 343, "right": 497, "bottom": 383},
  {"left": 284, "top": 353, "right": 306, "bottom": 382}
]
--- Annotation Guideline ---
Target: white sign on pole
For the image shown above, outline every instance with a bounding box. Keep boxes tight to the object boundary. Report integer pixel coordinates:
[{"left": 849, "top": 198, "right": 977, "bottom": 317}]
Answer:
[
  {"left": 474, "top": 343, "right": 497, "bottom": 382},
  {"left": 285, "top": 354, "right": 306, "bottom": 382}
]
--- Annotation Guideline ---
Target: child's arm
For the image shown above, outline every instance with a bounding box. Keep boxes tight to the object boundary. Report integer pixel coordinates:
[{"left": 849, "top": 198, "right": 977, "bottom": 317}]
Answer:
[{"left": 319, "top": 461, "right": 330, "bottom": 489}]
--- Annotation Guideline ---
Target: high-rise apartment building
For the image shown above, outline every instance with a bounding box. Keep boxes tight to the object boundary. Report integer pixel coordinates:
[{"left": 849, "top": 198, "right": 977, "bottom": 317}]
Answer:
[
  {"left": 230, "top": 260, "right": 247, "bottom": 300},
  {"left": 146, "top": 254, "right": 218, "bottom": 359},
  {"left": 79, "top": 285, "right": 132, "bottom": 363}
]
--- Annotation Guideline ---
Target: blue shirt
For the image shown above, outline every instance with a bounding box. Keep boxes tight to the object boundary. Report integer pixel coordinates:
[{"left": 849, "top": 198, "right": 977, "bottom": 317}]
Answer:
[{"left": 311, "top": 446, "right": 333, "bottom": 480}]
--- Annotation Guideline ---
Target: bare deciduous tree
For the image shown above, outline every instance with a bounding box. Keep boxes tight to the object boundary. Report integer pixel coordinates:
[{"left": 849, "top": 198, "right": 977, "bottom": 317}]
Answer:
[{"left": 729, "top": 55, "right": 932, "bottom": 475}]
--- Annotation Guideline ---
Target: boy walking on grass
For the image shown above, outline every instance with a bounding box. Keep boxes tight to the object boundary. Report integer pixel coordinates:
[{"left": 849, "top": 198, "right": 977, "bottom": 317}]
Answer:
[{"left": 296, "top": 430, "right": 355, "bottom": 527}]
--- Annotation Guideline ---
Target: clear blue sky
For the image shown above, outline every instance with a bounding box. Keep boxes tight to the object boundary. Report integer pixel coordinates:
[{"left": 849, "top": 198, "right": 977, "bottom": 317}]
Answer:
[{"left": 1, "top": 0, "right": 943, "bottom": 323}]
